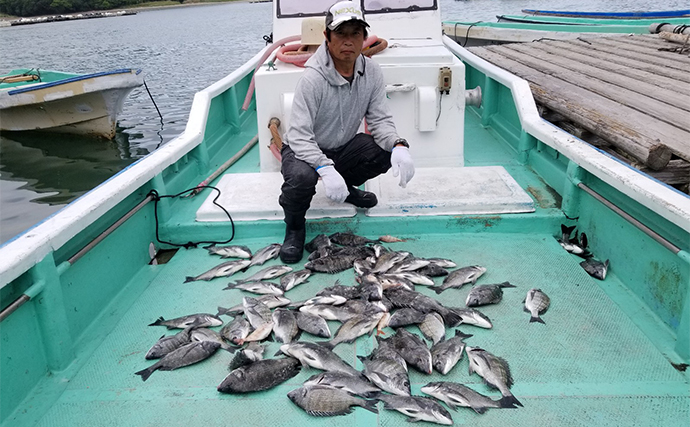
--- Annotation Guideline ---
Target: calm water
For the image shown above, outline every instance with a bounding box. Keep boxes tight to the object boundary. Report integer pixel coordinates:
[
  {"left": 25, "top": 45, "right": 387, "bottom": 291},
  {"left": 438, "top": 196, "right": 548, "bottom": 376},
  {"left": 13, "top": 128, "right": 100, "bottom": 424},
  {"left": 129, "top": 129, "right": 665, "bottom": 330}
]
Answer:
[{"left": 0, "top": 0, "right": 686, "bottom": 243}]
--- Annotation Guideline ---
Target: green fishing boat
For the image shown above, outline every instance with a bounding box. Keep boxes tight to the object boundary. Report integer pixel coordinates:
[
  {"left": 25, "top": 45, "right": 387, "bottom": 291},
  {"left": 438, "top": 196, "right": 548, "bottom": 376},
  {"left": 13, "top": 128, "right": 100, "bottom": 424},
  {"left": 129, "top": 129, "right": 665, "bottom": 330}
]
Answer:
[{"left": 1, "top": 1, "right": 688, "bottom": 426}]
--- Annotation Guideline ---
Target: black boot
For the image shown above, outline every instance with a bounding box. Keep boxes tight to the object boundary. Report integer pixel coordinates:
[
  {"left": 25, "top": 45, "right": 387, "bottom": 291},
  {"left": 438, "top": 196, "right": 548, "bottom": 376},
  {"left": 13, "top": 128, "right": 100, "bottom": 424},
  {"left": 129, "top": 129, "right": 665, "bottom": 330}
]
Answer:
[
  {"left": 345, "top": 186, "right": 378, "bottom": 208},
  {"left": 280, "top": 214, "right": 306, "bottom": 264}
]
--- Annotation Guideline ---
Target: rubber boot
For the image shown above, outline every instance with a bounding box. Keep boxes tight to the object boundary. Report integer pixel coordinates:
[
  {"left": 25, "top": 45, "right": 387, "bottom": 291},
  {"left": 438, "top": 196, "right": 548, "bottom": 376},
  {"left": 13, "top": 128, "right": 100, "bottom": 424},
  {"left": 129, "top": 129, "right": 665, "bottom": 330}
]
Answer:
[
  {"left": 345, "top": 186, "right": 378, "bottom": 208},
  {"left": 280, "top": 213, "right": 306, "bottom": 264}
]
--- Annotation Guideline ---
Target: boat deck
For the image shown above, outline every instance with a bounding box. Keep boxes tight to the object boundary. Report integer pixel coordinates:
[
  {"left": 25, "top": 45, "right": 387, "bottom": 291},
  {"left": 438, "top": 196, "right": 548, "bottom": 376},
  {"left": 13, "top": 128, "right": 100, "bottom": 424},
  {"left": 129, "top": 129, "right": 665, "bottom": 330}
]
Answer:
[
  {"left": 10, "top": 112, "right": 689, "bottom": 427},
  {"left": 20, "top": 230, "right": 689, "bottom": 426},
  {"left": 468, "top": 34, "right": 690, "bottom": 190}
]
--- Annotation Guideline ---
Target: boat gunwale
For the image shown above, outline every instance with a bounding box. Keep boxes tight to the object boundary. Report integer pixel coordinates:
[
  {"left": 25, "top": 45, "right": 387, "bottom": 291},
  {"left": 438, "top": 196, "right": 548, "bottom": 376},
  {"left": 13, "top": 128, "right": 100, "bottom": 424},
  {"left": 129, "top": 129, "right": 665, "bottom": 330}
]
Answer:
[
  {"left": 2, "top": 69, "right": 143, "bottom": 96},
  {"left": 1, "top": 39, "right": 689, "bottom": 289}
]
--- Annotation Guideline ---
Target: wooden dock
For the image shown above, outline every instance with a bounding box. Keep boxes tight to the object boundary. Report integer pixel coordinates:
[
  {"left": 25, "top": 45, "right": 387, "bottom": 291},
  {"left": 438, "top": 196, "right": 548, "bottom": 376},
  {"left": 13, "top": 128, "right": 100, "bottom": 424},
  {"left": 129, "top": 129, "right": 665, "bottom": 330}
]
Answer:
[{"left": 468, "top": 34, "right": 690, "bottom": 192}]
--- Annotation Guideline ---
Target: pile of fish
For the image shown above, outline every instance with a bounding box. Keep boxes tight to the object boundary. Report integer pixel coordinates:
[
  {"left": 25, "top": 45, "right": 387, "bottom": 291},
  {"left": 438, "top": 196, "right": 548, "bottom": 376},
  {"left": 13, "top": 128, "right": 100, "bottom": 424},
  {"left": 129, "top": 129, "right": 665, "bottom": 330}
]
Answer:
[
  {"left": 557, "top": 224, "right": 610, "bottom": 280},
  {"left": 135, "top": 231, "right": 556, "bottom": 424}
]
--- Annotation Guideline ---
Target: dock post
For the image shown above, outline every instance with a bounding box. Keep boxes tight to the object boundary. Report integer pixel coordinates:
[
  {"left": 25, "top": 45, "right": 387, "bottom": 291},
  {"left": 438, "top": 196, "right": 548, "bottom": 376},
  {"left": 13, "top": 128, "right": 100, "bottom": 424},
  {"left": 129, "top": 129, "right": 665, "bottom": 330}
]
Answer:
[
  {"left": 480, "top": 77, "right": 498, "bottom": 127},
  {"left": 30, "top": 252, "right": 74, "bottom": 372},
  {"left": 562, "top": 160, "right": 586, "bottom": 218}
]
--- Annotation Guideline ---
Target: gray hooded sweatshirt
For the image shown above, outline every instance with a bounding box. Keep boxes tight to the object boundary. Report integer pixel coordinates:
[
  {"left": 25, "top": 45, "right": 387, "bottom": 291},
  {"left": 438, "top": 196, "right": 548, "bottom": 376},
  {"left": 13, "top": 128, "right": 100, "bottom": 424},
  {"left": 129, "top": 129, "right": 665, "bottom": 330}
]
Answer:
[{"left": 285, "top": 40, "right": 400, "bottom": 169}]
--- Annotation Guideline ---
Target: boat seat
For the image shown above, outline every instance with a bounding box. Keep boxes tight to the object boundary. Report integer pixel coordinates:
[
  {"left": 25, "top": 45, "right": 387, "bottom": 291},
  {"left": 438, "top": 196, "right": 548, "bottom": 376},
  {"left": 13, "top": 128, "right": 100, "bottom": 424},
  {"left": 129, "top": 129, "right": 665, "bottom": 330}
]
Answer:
[
  {"left": 364, "top": 166, "right": 535, "bottom": 217},
  {"left": 196, "top": 166, "right": 534, "bottom": 222},
  {"left": 195, "top": 172, "right": 356, "bottom": 222}
]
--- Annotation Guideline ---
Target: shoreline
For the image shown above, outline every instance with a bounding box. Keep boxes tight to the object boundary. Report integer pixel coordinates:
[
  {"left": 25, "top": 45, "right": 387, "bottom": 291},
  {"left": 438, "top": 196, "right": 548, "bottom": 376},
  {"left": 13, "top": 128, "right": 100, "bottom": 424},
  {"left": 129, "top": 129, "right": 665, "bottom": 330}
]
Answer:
[{"left": 0, "top": 0, "right": 260, "bottom": 25}]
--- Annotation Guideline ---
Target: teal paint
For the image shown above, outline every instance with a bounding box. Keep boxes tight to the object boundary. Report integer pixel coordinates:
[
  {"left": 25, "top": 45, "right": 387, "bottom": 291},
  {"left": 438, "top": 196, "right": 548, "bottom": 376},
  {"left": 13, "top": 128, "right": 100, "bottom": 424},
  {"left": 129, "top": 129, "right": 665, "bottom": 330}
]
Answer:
[
  {"left": 481, "top": 77, "right": 498, "bottom": 127},
  {"left": 518, "top": 130, "right": 536, "bottom": 164},
  {"left": 223, "top": 85, "right": 241, "bottom": 132},
  {"left": 561, "top": 160, "right": 586, "bottom": 218},
  {"left": 30, "top": 253, "right": 74, "bottom": 372}
]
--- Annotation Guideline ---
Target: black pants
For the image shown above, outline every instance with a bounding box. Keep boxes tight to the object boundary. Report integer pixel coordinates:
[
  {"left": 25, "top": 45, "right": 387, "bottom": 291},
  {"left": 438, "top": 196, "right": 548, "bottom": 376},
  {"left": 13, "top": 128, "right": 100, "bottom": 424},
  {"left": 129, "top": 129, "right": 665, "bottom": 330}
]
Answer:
[{"left": 279, "top": 133, "right": 391, "bottom": 225}]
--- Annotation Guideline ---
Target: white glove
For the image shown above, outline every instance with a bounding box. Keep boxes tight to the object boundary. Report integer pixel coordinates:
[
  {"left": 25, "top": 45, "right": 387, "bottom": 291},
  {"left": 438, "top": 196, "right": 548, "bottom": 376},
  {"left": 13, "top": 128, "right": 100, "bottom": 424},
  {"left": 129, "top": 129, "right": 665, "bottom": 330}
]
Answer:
[
  {"left": 391, "top": 146, "right": 415, "bottom": 188},
  {"left": 317, "top": 165, "right": 349, "bottom": 203}
]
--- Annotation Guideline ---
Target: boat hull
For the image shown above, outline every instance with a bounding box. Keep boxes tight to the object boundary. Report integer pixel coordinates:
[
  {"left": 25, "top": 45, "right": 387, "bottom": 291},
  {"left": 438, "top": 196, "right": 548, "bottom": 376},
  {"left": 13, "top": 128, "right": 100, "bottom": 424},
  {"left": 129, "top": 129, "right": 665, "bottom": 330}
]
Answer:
[{"left": 0, "top": 69, "right": 143, "bottom": 139}]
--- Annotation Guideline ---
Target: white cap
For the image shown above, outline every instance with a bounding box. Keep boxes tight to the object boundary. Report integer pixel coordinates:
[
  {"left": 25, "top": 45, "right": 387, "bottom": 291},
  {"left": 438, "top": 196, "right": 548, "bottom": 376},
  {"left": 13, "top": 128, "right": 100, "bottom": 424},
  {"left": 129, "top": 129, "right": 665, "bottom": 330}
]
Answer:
[{"left": 325, "top": 1, "right": 369, "bottom": 31}]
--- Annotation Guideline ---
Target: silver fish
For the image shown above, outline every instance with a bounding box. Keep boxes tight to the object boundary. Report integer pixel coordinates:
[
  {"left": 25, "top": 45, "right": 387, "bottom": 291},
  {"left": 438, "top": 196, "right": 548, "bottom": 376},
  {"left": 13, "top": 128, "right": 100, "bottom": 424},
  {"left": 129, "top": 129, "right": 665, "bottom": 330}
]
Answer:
[
  {"left": 184, "top": 259, "right": 251, "bottom": 283},
  {"left": 292, "top": 295, "right": 348, "bottom": 308},
  {"left": 148, "top": 313, "right": 222, "bottom": 330},
  {"left": 434, "top": 265, "right": 486, "bottom": 293},
  {"left": 145, "top": 324, "right": 195, "bottom": 360},
  {"left": 278, "top": 342, "right": 360, "bottom": 376},
  {"left": 217, "top": 295, "right": 291, "bottom": 316},
  {"left": 320, "top": 310, "right": 385, "bottom": 349},
  {"left": 375, "top": 274, "right": 416, "bottom": 291},
  {"left": 316, "top": 281, "right": 362, "bottom": 299},
  {"left": 424, "top": 258, "right": 457, "bottom": 268},
  {"left": 280, "top": 269, "right": 312, "bottom": 291},
  {"left": 353, "top": 258, "right": 374, "bottom": 276},
  {"left": 580, "top": 258, "right": 609, "bottom": 280},
  {"left": 272, "top": 308, "right": 299, "bottom": 343},
  {"left": 240, "top": 321, "right": 274, "bottom": 344},
  {"left": 419, "top": 312, "right": 446, "bottom": 345},
  {"left": 388, "top": 257, "right": 431, "bottom": 274},
  {"left": 386, "top": 328, "right": 433, "bottom": 374},
  {"left": 134, "top": 341, "right": 220, "bottom": 382},
  {"left": 385, "top": 271, "right": 434, "bottom": 286},
  {"left": 219, "top": 315, "right": 252, "bottom": 346},
  {"left": 242, "top": 297, "right": 273, "bottom": 328},
  {"left": 228, "top": 342, "right": 265, "bottom": 370},
  {"left": 357, "top": 274, "right": 384, "bottom": 301},
  {"left": 248, "top": 243, "right": 281, "bottom": 267},
  {"left": 299, "top": 304, "right": 349, "bottom": 322},
  {"left": 466, "top": 281, "right": 516, "bottom": 307},
  {"left": 218, "top": 357, "right": 301, "bottom": 393},
  {"left": 304, "top": 371, "right": 381, "bottom": 398},
  {"left": 288, "top": 385, "right": 379, "bottom": 417},
  {"left": 190, "top": 328, "right": 235, "bottom": 352},
  {"left": 204, "top": 244, "right": 252, "bottom": 259},
  {"left": 377, "top": 395, "right": 453, "bottom": 425},
  {"left": 236, "top": 265, "right": 293, "bottom": 283},
  {"left": 384, "top": 287, "right": 461, "bottom": 326},
  {"left": 448, "top": 307, "right": 493, "bottom": 329},
  {"left": 388, "top": 308, "right": 427, "bottom": 328},
  {"left": 524, "top": 288, "right": 551, "bottom": 324},
  {"left": 223, "top": 280, "right": 284, "bottom": 295},
  {"left": 416, "top": 263, "right": 449, "bottom": 277},
  {"left": 305, "top": 254, "right": 358, "bottom": 274},
  {"left": 296, "top": 311, "right": 332, "bottom": 338},
  {"left": 431, "top": 330, "right": 473, "bottom": 375},
  {"left": 359, "top": 355, "right": 410, "bottom": 396},
  {"left": 371, "top": 251, "right": 409, "bottom": 274},
  {"left": 421, "top": 381, "right": 515, "bottom": 413},
  {"left": 466, "top": 346, "right": 523, "bottom": 408},
  {"left": 373, "top": 335, "right": 408, "bottom": 371}
]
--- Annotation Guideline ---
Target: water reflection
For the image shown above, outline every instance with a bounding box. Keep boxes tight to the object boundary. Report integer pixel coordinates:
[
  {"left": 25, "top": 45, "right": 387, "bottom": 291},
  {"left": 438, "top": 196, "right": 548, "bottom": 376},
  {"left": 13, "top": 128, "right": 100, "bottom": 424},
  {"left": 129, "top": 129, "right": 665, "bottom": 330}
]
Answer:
[{"left": 0, "top": 130, "right": 139, "bottom": 204}]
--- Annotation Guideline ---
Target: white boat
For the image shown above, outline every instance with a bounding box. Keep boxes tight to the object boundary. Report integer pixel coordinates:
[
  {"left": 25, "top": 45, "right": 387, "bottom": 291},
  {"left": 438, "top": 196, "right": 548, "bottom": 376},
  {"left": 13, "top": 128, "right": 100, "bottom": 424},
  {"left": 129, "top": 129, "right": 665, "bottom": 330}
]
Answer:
[{"left": 0, "top": 68, "right": 144, "bottom": 139}]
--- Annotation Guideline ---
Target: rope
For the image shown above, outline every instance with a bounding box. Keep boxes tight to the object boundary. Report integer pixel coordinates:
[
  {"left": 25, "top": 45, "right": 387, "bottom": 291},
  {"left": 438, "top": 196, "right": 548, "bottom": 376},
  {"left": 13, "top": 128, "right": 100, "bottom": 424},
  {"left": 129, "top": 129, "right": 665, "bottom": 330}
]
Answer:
[{"left": 148, "top": 186, "right": 235, "bottom": 249}]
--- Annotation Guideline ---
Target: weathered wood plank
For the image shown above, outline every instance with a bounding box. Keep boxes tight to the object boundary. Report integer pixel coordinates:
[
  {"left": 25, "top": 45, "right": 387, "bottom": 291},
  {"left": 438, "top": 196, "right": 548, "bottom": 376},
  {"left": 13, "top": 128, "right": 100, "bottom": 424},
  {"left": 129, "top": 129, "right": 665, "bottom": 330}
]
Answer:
[
  {"left": 537, "top": 40, "right": 690, "bottom": 96},
  {"left": 551, "top": 40, "right": 690, "bottom": 84},
  {"left": 503, "top": 43, "right": 690, "bottom": 114},
  {"left": 589, "top": 37, "right": 690, "bottom": 70},
  {"left": 486, "top": 44, "right": 690, "bottom": 132},
  {"left": 642, "top": 160, "right": 690, "bottom": 185},
  {"left": 468, "top": 48, "right": 675, "bottom": 169}
]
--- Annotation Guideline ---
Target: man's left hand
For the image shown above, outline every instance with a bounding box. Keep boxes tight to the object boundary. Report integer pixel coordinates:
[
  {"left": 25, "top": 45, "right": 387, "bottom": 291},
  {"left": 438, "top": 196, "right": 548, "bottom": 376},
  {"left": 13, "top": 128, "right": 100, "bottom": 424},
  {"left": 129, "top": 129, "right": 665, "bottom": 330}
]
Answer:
[{"left": 391, "top": 146, "right": 414, "bottom": 188}]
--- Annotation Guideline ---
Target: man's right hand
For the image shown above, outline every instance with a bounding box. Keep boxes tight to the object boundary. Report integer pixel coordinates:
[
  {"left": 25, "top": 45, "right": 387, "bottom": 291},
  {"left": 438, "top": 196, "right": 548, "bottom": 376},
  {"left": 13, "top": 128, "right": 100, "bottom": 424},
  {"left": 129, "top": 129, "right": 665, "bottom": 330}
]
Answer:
[{"left": 317, "top": 165, "right": 349, "bottom": 203}]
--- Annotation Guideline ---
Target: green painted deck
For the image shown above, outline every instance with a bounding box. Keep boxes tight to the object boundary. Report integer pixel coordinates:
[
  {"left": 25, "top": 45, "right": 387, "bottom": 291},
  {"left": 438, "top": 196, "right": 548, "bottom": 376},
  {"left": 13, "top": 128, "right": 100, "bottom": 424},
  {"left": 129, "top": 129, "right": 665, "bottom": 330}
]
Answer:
[{"left": 17, "top": 232, "right": 689, "bottom": 426}]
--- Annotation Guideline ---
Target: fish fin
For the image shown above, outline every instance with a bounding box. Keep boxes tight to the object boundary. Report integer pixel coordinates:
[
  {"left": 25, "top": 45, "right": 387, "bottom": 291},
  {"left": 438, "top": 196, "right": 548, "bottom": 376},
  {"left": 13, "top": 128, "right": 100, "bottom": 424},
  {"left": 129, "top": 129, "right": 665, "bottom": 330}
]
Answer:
[
  {"left": 454, "top": 329, "right": 473, "bottom": 339},
  {"left": 433, "top": 287, "right": 444, "bottom": 294},
  {"left": 468, "top": 363, "right": 475, "bottom": 376},
  {"left": 441, "top": 311, "right": 461, "bottom": 327},
  {"left": 148, "top": 316, "right": 165, "bottom": 327},
  {"left": 134, "top": 366, "right": 156, "bottom": 382},
  {"left": 530, "top": 316, "right": 546, "bottom": 324},
  {"left": 222, "top": 282, "right": 237, "bottom": 290},
  {"left": 316, "top": 341, "right": 335, "bottom": 350},
  {"left": 273, "top": 349, "right": 283, "bottom": 357},
  {"left": 472, "top": 406, "right": 487, "bottom": 414},
  {"left": 499, "top": 281, "right": 516, "bottom": 288},
  {"left": 183, "top": 276, "right": 196, "bottom": 283},
  {"left": 360, "top": 398, "right": 379, "bottom": 414},
  {"left": 499, "top": 395, "right": 522, "bottom": 408},
  {"left": 579, "top": 232, "right": 588, "bottom": 249}
]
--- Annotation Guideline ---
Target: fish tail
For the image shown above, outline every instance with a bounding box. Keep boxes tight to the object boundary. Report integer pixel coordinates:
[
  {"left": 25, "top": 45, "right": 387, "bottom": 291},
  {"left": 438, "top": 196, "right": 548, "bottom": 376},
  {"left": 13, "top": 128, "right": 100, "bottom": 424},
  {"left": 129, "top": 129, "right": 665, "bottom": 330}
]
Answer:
[
  {"left": 359, "top": 398, "right": 379, "bottom": 414},
  {"left": 216, "top": 306, "right": 231, "bottom": 317},
  {"left": 499, "top": 394, "right": 523, "bottom": 408},
  {"left": 442, "top": 311, "right": 461, "bottom": 327},
  {"left": 183, "top": 276, "right": 196, "bottom": 283},
  {"left": 223, "top": 282, "right": 237, "bottom": 290},
  {"left": 203, "top": 244, "right": 215, "bottom": 250},
  {"left": 362, "top": 390, "right": 382, "bottom": 399},
  {"left": 148, "top": 316, "right": 165, "bottom": 327},
  {"left": 454, "top": 329, "right": 473, "bottom": 339},
  {"left": 530, "top": 315, "right": 546, "bottom": 324},
  {"left": 472, "top": 406, "right": 487, "bottom": 414},
  {"left": 433, "top": 287, "right": 444, "bottom": 294},
  {"left": 134, "top": 366, "right": 156, "bottom": 382},
  {"left": 499, "top": 281, "right": 516, "bottom": 288}
]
